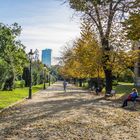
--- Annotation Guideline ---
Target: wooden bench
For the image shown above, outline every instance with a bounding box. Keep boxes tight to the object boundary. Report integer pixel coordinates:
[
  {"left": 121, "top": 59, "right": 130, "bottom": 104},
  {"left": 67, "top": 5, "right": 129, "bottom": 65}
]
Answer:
[
  {"left": 124, "top": 98, "right": 140, "bottom": 110},
  {"left": 132, "top": 98, "right": 140, "bottom": 109}
]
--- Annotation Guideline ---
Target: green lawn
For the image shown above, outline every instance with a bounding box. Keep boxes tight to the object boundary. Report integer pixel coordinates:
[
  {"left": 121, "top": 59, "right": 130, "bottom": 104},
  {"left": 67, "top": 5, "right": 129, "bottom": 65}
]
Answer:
[
  {"left": 83, "top": 81, "right": 140, "bottom": 97},
  {"left": 114, "top": 82, "right": 140, "bottom": 97},
  {"left": 0, "top": 84, "right": 47, "bottom": 110}
]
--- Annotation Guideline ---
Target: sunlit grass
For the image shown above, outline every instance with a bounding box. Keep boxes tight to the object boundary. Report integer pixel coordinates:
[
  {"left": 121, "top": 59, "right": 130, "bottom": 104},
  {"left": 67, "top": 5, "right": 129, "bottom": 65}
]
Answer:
[
  {"left": 114, "top": 82, "right": 140, "bottom": 96},
  {"left": 0, "top": 84, "right": 47, "bottom": 109},
  {"left": 83, "top": 81, "right": 140, "bottom": 97}
]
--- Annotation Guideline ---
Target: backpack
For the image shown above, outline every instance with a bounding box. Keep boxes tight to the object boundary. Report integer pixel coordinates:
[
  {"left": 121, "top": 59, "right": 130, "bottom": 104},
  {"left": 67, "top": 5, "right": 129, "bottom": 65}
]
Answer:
[{"left": 127, "top": 94, "right": 132, "bottom": 100}]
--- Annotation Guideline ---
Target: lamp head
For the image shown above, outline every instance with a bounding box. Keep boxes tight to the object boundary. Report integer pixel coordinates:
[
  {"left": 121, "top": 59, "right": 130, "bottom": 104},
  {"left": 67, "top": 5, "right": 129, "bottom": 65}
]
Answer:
[{"left": 28, "top": 49, "right": 34, "bottom": 60}]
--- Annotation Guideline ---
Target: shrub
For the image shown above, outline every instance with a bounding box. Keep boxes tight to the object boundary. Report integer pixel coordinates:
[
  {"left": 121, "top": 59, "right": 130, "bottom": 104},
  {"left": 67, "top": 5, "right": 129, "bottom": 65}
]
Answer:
[
  {"left": 14, "top": 80, "right": 25, "bottom": 88},
  {"left": 112, "top": 80, "right": 118, "bottom": 86},
  {"left": 20, "top": 80, "right": 25, "bottom": 88}
]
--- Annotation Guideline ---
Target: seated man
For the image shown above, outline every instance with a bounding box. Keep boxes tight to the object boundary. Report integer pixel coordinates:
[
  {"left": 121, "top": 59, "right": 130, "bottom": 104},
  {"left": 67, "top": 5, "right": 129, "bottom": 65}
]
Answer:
[{"left": 122, "top": 88, "right": 139, "bottom": 107}]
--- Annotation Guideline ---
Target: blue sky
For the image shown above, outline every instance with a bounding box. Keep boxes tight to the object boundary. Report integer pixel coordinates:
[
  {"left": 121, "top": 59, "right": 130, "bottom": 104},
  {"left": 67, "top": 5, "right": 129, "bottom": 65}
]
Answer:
[{"left": 0, "top": 0, "right": 80, "bottom": 64}]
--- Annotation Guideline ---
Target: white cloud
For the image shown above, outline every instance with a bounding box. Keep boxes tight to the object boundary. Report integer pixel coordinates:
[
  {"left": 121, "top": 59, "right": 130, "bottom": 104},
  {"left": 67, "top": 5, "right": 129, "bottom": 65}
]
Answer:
[
  {"left": 0, "top": 0, "right": 82, "bottom": 65},
  {"left": 20, "top": 23, "right": 81, "bottom": 64}
]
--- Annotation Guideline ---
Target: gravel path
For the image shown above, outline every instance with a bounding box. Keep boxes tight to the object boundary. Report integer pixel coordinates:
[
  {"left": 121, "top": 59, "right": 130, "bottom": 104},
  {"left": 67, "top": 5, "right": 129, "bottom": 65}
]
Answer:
[{"left": 0, "top": 81, "right": 140, "bottom": 140}]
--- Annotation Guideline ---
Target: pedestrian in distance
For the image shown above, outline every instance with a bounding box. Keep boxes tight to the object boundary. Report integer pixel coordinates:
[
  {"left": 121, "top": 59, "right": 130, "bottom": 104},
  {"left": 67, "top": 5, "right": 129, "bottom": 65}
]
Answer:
[{"left": 63, "top": 80, "right": 67, "bottom": 92}]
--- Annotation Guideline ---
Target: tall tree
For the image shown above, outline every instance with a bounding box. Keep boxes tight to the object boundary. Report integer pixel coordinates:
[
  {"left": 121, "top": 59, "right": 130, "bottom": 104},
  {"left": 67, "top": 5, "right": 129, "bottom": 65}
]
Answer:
[
  {"left": 66, "top": 0, "right": 138, "bottom": 93},
  {"left": 0, "top": 23, "right": 28, "bottom": 90},
  {"left": 123, "top": 12, "right": 140, "bottom": 41},
  {"left": 59, "top": 22, "right": 104, "bottom": 81}
]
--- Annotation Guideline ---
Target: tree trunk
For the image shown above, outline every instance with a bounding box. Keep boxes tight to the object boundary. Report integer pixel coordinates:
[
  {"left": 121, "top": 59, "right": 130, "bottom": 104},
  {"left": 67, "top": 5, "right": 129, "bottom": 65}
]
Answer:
[
  {"left": 22, "top": 67, "right": 30, "bottom": 87},
  {"left": 88, "top": 78, "right": 95, "bottom": 89},
  {"left": 74, "top": 78, "right": 77, "bottom": 85},
  {"left": 104, "top": 69, "right": 112, "bottom": 94},
  {"left": 3, "top": 70, "right": 15, "bottom": 91},
  {"left": 97, "top": 66, "right": 100, "bottom": 88},
  {"left": 79, "top": 79, "right": 82, "bottom": 87},
  {"left": 102, "top": 38, "right": 112, "bottom": 94}
]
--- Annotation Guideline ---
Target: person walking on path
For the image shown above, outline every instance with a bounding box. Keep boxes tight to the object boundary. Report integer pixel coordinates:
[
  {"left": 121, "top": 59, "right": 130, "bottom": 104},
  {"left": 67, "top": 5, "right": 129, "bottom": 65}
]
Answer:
[
  {"left": 63, "top": 80, "right": 67, "bottom": 92},
  {"left": 122, "top": 88, "right": 139, "bottom": 107}
]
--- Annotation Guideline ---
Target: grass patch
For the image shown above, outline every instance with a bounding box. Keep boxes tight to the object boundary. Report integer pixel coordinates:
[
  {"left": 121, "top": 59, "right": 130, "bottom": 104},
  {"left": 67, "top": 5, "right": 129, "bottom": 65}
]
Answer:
[
  {"left": 0, "top": 84, "right": 47, "bottom": 110},
  {"left": 114, "top": 82, "right": 140, "bottom": 97}
]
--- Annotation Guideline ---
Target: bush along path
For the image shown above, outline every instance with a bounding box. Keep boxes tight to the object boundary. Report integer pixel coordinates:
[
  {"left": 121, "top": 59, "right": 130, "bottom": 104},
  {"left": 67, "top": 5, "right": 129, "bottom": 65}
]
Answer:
[{"left": 0, "top": 81, "right": 140, "bottom": 140}]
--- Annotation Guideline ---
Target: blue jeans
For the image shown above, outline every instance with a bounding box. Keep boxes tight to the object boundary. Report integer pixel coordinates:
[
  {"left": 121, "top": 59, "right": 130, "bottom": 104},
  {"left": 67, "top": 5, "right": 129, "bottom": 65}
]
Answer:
[{"left": 122, "top": 97, "right": 137, "bottom": 107}]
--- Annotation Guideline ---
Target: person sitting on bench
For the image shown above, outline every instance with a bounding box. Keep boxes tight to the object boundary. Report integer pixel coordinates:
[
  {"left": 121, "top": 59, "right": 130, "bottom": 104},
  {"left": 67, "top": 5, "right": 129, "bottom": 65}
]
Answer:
[{"left": 122, "top": 88, "right": 139, "bottom": 107}]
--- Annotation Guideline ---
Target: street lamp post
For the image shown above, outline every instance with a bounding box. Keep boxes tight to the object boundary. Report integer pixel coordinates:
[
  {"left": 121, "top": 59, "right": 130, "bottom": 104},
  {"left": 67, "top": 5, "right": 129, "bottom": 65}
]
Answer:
[
  {"left": 43, "top": 66, "right": 46, "bottom": 90},
  {"left": 28, "top": 49, "right": 34, "bottom": 99},
  {"left": 48, "top": 73, "right": 51, "bottom": 86}
]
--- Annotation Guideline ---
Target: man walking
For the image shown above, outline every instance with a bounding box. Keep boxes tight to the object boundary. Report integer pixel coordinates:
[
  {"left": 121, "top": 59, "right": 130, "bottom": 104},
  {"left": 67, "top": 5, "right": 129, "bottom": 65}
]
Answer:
[{"left": 63, "top": 80, "right": 67, "bottom": 92}]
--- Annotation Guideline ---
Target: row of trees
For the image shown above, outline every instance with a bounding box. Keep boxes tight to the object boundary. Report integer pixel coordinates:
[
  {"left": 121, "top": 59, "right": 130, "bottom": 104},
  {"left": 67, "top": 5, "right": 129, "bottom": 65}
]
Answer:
[
  {"left": 0, "top": 23, "right": 58, "bottom": 91},
  {"left": 0, "top": 23, "right": 28, "bottom": 90},
  {"left": 59, "top": 0, "right": 140, "bottom": 93},
  {"left": 59, "top": 21, "right": 138, "bottom": 86}
]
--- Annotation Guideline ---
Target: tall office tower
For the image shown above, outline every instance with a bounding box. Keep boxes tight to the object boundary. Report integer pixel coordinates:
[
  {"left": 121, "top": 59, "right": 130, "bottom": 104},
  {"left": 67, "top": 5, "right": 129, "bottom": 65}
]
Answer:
[{"left": 42, "top": 49, "right": 52, "bottom": 67}]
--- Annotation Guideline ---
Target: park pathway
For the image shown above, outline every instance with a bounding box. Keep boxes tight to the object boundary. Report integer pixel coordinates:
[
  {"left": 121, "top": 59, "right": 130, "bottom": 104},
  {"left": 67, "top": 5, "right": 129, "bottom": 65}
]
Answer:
[{"left": 0, "top": 81, "right": 140, "bottom": 140}]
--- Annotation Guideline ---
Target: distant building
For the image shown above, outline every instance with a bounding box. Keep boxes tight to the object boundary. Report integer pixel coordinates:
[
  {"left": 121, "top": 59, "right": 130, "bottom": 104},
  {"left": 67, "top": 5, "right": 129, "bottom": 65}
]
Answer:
[{"left": 42, "top": 49, "right": 52, "bottom": 67}]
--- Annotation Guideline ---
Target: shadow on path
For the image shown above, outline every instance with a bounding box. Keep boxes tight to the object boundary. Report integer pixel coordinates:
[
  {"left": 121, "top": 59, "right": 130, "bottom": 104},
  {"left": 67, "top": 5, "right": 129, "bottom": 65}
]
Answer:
[{"left": 0, "top": 81, "right": 138, "bottom": 139}]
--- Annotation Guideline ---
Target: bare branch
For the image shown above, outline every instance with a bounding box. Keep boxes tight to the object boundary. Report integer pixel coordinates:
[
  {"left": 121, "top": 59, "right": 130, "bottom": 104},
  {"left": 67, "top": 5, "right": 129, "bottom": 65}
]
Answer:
[
  {"left": 91, "top": 2, "right": 104, "bottom": 39},
  {"left": 112, "top": 0, "right": 123, "bottom": 11},
  {"left": 105, "top": 0, "right": 114, "bottom": 39}
]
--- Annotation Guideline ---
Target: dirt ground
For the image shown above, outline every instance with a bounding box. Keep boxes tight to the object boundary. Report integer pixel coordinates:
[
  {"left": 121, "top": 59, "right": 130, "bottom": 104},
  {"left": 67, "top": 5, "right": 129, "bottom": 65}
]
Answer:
[{"left": 0, "top": 82, "right": 140, "bottom": 140}]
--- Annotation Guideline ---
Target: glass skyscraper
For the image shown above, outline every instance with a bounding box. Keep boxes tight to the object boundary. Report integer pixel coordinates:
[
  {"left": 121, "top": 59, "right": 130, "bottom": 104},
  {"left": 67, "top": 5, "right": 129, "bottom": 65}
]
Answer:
[{"left": 42, "top": 49, "right": 52, "bottom": 67}]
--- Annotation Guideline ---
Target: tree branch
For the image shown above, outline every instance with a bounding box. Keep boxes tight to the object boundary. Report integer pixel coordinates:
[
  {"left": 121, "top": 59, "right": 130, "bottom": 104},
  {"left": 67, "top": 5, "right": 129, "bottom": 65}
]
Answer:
[
  {"left": 105, "top": 0, "right": 114, "bottom": 39},
  {"left": 89, "top": 2, "right": 104, "bottom": 40},
  {"left": 113, "top": 0, "right": 123, "bottom": 11}
]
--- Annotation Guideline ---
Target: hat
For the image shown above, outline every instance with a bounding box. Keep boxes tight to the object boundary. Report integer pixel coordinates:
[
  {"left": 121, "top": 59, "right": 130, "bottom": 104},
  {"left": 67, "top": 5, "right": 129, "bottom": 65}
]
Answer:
[{"left": 132, "top": 88, "right": 137, "bottom": 92}]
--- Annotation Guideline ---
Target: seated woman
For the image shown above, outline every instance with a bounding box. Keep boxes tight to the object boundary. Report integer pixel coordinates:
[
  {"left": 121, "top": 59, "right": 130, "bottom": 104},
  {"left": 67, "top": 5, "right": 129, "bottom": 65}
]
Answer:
[{"left": 122, "top": 88, "right": 139, "bottom": 107}]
